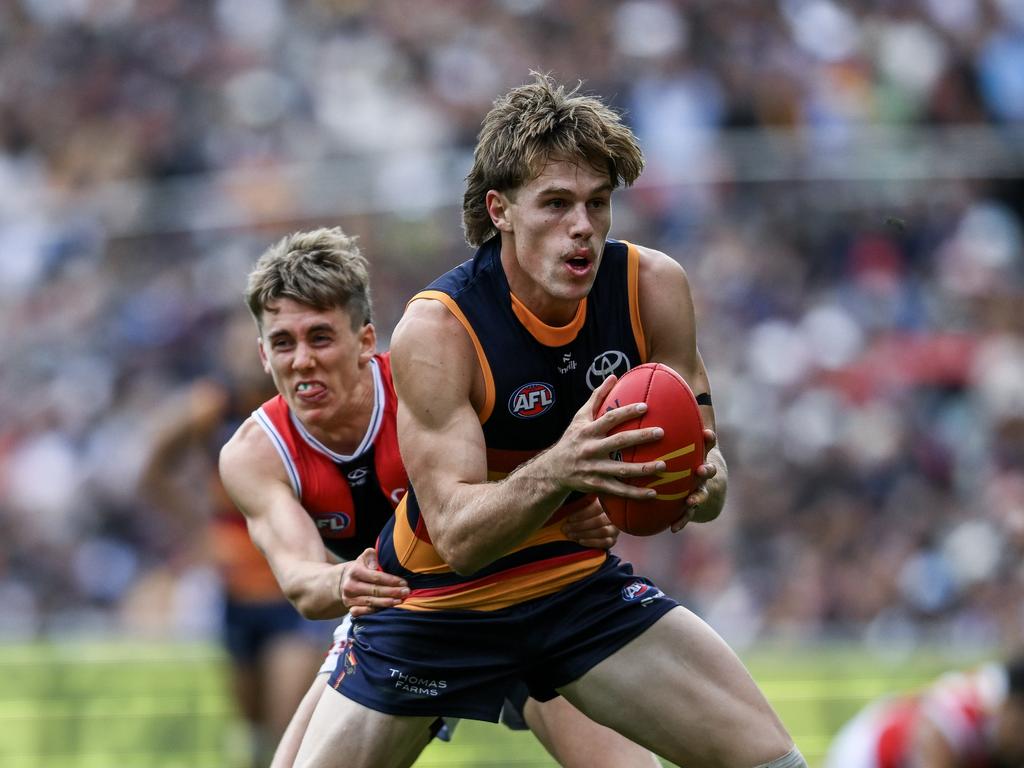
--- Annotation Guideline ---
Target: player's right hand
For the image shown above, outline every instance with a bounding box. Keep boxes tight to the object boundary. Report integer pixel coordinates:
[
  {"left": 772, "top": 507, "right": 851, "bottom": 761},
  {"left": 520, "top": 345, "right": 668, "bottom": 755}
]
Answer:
[
  {"left": 676, "top": 428, "right": 724, "bottom": 528},
  {"left": 547, "top": 375, "right": 666, "bottom": 499},
  {"left": 339, "top": 548, "right": 410, "bottom": 617}
]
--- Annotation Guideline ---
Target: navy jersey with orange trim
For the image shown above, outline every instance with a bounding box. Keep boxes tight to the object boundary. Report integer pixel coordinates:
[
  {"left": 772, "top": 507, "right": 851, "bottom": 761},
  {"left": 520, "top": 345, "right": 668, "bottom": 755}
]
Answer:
[
  {"left": 254, "top": 354, "right": 408, "bottom": 561},
  {"left": 378, "top": 238, "right": 646, "bottom": 611}
]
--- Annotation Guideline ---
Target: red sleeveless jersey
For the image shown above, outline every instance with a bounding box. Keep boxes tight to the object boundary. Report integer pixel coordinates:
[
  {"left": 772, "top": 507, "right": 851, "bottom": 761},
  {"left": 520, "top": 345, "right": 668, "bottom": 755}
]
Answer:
[
  {"left": 876, "top": 665, "right": 1004, "bottom": 768},
  {"left": 253, "top": 354, "right": 407, "bottom": 561}
]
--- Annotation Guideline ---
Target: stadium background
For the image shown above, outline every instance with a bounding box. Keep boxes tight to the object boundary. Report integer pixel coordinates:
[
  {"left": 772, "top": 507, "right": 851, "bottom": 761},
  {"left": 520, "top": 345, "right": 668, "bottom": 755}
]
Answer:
[{"left": 2, "top": 0, "right": 1024, "bottom": 765}]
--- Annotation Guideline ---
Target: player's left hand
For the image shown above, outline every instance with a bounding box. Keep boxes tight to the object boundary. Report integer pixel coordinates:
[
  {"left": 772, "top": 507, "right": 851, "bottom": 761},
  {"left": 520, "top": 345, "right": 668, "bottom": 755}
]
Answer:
[
  {"left": 340, "top": 548, "right": 410, "bottom": 618},
  {"left": 562, "top": 499, "right": 619, "bottom": 549},
  {"left": 672, "top": 428, "right": 726, "bottom": 532}
]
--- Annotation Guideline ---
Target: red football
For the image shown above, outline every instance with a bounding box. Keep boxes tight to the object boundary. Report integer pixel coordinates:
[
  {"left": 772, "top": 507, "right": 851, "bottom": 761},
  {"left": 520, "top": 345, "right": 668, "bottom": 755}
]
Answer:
[{"left": 597, "top": 363, "right": 705, "bottom": 536}]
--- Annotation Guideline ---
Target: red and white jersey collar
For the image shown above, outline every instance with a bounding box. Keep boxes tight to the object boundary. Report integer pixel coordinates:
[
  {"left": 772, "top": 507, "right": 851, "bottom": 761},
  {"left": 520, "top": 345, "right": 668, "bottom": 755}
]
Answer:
[{"left": 287, "top": 356, "right": 387, "bottom": 463}]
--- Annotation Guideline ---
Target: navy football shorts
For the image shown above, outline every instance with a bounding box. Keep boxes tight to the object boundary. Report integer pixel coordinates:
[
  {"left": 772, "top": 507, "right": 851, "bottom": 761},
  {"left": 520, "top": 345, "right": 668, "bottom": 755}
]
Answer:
[
  {"left": 328, "top": 555, "right": 677, "bottom": 721},
  {"left": 319, "top": 615, "right": 459, "bottom": 742},
  {"left": 498, "top": 681, "right": 531, "bottom": 731}
]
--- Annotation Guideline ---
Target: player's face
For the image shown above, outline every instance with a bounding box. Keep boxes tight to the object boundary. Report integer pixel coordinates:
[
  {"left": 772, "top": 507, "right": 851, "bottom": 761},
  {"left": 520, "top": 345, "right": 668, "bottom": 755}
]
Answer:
[
  {"left": 257, "top": 298, "right": 375, "bottom": 427},
  {"left": 491, "top": 156, "right": 613, "bottom": 324}
]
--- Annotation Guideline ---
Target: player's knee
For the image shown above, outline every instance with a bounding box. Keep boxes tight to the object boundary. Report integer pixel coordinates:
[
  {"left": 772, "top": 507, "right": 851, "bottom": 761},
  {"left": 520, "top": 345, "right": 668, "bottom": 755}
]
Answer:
[{"left": 753, "top": 746, "right": 807, "bottom": 768}]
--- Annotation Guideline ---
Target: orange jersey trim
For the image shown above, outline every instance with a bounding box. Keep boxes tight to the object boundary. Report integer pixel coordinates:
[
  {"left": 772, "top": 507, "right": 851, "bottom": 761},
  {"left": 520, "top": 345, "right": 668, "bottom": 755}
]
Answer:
[
  {"left": 398, "top": 550, "right": 605, "bottom": 612},
  {"left": 623, "top": 241, "right": 648, "bottom": 362},
  {"left": 409, "top": 290, "right": 496, "bottom": 424},
  {"left": 509, "top": 292, "right": 587, "bottom": 347},
  {"left": 391, "top": 495, "right": 451, "bottom": 575},
  {"left": 391, "top": 494, "right": 597, "bottom": 577}
]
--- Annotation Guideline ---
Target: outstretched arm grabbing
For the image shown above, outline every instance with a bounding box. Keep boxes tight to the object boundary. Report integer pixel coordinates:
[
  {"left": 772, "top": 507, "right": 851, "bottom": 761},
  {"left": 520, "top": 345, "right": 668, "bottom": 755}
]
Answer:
[{"left": 219, "top": 418, "right": 408, "bottom": 619}]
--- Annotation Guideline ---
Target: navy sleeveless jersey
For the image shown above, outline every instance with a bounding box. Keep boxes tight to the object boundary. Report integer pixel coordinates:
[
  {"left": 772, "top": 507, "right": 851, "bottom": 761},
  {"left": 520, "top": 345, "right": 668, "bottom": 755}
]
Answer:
[{"left": 377, "top": 238, "right": 647, "bottom": 610}]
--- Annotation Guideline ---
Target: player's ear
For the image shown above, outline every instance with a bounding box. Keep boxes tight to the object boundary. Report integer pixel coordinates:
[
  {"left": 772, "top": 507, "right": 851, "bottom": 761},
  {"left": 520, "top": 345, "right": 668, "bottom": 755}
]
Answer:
[
  {"left": 486, "top": 190, "right": 513, "bottom": 233},
  {"left": 358, "top": 323, "right": 377, "bottom": 363},
  {"left": 256, "top": 337, "right": 271, "bottom": 373}
]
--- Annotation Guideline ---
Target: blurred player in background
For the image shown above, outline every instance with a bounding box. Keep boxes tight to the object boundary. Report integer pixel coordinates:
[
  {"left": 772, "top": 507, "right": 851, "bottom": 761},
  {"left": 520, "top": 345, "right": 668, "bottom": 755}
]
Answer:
[
  {"left": 219, "top": 227, "right": 662, "bottom": 767},
  {"left": 140, "top": 312, "right": 327, "bottom": 768},
  {"left": 824, "top": 654, "right": 1024, "bottom": 768},
  {"left": 295, "top": 74, "right": 805, "bottom": 768}
]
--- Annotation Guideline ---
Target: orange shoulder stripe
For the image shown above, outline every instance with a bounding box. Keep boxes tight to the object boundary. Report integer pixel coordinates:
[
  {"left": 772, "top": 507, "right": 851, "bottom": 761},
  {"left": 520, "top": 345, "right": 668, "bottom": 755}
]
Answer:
[
  {"left": 622, "top": 241, "right": 648, "bottom": 363},
  {"left": 408, "top": 290, "right": 495, "bottom": 424}
]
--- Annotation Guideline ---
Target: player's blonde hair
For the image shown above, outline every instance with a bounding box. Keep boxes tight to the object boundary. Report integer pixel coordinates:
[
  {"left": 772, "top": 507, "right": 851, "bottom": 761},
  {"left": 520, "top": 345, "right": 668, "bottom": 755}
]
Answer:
[
  {"left": 246, "top": 226, "right": 372, "bottom": 331},
  {"left": 462, "top": 72, "right": 645, "bottom": 247}
]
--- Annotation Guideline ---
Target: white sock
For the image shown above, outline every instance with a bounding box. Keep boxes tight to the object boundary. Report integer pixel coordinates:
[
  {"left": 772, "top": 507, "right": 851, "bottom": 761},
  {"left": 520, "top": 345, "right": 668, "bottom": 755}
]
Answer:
[{"left": 755, "top": 747, "right": 808, "bottom": 768}]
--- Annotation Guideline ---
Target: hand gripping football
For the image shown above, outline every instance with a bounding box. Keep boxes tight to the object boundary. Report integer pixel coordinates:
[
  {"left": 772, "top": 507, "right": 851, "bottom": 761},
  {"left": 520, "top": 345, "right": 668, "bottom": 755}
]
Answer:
[{"left": 597, "top": 363, "right": 705, "bottom": 536}]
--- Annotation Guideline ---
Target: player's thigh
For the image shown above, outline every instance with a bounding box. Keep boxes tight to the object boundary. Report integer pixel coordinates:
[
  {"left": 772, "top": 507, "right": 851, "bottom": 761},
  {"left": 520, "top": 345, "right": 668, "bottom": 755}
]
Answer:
[
  {"left": 293, "top": 685, "right": 433, "bottom": 768},
  {"left": 524, "top": 695, "right": 660, "bottom": 768},
  {"left": 270, "top": 674, "right": 328, "bottom": 768},
  {"left": 558, "top": 606, "right": 792, "bottom": 768}
]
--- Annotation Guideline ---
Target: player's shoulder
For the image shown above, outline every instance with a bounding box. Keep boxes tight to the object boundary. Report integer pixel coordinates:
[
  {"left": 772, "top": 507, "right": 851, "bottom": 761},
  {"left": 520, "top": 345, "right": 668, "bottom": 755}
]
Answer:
[
  {"left": 630, "top": 243, "right": 690, "bottom": 302},
  {"left": 631, "top": 242, "right": 687, "bottom": 278},
  {"left": 219, "top": 416, "right": 280, "bottom": 480},
  {"left": 391, "top": 289, "right": 480, "bottom": 402},
  {"left": 392, "top": 293, "right": 472, "bottom": 354}
]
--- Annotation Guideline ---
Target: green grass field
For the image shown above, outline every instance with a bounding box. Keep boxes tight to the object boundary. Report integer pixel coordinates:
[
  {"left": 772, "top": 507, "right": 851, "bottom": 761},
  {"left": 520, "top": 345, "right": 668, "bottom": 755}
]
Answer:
[{"left": 0, "top": 641, "right": 990, "bottom": 767}]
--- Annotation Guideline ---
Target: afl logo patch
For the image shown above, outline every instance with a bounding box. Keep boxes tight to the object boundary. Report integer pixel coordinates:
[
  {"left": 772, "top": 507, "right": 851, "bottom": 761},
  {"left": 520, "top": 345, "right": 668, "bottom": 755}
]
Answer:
[
  {"left": 315, "top": 511, "right": 353, "bottom": 537},
  {"left": 621, "top": 580, "right": 664, "bottom": 604},
  {"left": 509, "top": 382, "right": 555, "bottom": 419},
  {"left": 586, "top": 350, "right": 630, "bottom": 390}
]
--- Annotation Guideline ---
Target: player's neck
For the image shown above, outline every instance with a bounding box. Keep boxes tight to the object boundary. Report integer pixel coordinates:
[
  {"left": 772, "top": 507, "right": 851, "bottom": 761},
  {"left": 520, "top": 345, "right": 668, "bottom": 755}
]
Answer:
[
  {"left": 302, "top": 365, "right": 377, "bottom": 456},
  {"left": 498, "top": 237, "right": 585, "bottom": 326}
]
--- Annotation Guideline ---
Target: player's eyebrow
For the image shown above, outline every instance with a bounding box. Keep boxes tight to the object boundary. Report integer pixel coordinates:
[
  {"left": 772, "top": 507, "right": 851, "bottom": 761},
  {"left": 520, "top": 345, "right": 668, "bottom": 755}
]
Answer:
[
  {"left": 538, "top": 183, "right": 613, "bottom": 197},
  {"left": 266, "top": 329, "right": 293, "bottom": 343},
  {"left": 267, "top": 322, "right": 334, "bottom": 342}
]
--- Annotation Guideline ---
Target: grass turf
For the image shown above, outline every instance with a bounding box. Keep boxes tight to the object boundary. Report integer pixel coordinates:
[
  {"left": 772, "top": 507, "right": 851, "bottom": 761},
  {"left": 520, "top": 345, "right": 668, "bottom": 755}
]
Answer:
[{"left": 0, "top": 641, "right": 988, "bottom": 767}]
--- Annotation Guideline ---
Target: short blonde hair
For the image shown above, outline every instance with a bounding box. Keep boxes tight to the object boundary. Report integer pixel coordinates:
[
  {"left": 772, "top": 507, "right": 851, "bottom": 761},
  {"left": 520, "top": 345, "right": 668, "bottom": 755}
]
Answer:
[
  {"left": 462, "top": 73, "right": 645, "bottom": 247},
  {"left": 246, "top": 227, "right": 372, "bottom": 330}
]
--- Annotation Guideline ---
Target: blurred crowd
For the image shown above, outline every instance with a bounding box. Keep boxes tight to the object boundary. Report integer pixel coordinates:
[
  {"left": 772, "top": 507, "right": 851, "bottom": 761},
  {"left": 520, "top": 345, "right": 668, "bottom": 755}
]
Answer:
[{"left": 2, "top": 0, "right": 1024, "bottom": 652}]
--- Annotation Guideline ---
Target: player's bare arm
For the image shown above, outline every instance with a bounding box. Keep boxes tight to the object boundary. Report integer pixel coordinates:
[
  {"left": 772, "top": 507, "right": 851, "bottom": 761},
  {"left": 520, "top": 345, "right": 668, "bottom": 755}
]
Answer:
[
  {"left": 636, "top": 245, "right": 727, "bottom": 526},
  {"left": 218, "top": 419, "right": 407, "bottom": 618},
  {"left": 391, "top": 299, "right": 663, "bottom": 575}
]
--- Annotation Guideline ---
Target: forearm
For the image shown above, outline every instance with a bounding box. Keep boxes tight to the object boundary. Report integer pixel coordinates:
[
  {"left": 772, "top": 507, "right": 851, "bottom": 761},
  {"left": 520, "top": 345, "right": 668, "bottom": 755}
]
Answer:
[
  {"left": 430, "top": 451, "right": 572, "bottom": 575},
  {"left": 276, "top": 558, "right": 349, "bottom": 620}
]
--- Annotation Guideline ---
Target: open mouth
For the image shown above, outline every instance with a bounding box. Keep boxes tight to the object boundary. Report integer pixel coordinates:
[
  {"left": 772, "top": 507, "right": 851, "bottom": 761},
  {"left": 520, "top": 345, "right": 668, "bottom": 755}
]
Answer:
[{"left": 566, "top": 256, "right": 591, "bottom": 275}]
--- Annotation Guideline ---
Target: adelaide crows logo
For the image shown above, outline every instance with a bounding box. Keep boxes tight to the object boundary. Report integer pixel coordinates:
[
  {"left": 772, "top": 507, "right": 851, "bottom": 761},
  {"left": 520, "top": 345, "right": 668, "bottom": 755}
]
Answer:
[{"left": 509, "top": 382, "right": 555, "bottom": 418}]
